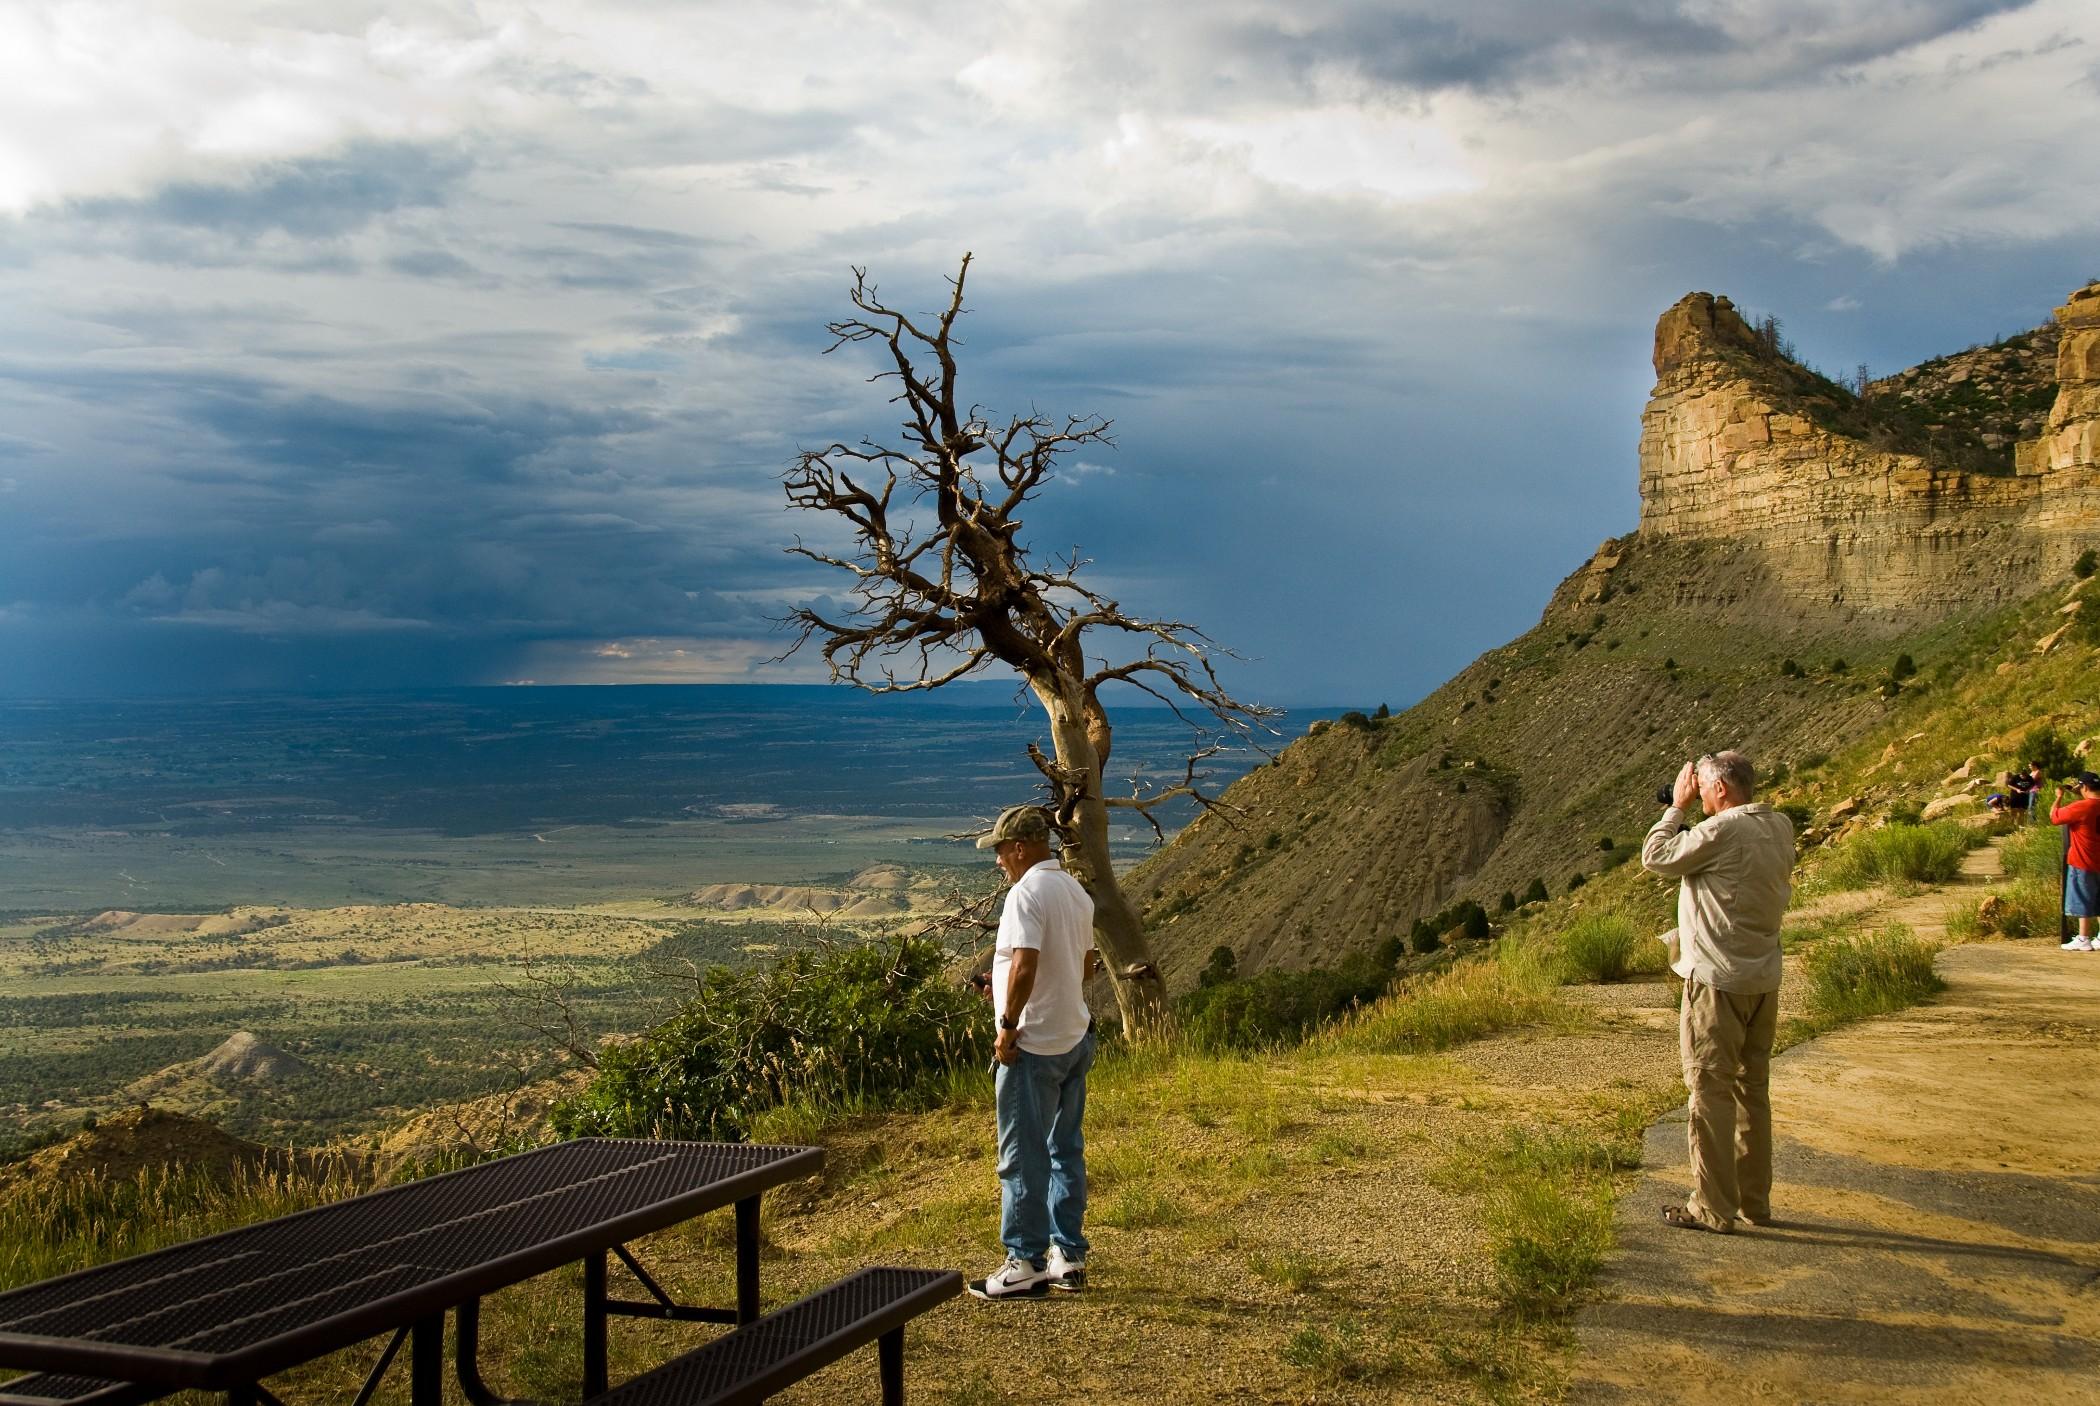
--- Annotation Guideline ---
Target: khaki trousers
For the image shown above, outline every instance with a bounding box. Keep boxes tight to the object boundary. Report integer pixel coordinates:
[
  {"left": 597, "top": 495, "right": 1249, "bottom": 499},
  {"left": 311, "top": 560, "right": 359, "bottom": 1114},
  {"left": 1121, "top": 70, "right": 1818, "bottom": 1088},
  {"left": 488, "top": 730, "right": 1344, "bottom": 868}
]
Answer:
[{"left": 1679, "top": 977, "right": 1778, "bottom": 1231}]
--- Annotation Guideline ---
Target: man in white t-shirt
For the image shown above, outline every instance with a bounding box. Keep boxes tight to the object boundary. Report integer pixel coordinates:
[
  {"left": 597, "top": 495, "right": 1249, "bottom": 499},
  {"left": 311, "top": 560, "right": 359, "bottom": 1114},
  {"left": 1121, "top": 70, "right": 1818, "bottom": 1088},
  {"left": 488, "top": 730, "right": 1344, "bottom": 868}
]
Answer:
[{"left": 967, "top": 803, "right": 1099, "bottom": 1301}]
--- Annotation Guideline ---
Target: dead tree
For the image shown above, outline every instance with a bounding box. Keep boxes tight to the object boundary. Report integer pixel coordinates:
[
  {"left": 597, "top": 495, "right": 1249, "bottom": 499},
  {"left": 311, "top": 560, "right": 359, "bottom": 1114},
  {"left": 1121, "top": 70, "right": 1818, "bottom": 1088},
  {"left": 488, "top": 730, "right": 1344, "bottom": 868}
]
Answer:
[{"left": 781, "top": 254, "right": 1276, "bottom": 1034}]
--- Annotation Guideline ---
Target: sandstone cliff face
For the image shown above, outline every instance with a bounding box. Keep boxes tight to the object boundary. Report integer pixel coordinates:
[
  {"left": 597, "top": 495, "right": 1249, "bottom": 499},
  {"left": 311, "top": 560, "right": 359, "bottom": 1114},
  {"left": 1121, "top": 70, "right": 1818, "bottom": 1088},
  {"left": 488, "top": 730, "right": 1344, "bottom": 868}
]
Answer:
[
  {"left": 1635, "top": 284, "right": 2100, "bottom": 614},
  {"left": 2029, "top": 283, "right": 2100, "bottom": 478}
]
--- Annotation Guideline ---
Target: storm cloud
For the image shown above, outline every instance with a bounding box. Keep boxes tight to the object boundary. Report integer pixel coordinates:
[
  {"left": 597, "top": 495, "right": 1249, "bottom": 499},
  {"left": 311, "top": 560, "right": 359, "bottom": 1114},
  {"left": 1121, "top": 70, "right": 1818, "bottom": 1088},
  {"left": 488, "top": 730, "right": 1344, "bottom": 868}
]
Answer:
[{"left": 2, "top": 0, "right": 2095, "bottom": 701}]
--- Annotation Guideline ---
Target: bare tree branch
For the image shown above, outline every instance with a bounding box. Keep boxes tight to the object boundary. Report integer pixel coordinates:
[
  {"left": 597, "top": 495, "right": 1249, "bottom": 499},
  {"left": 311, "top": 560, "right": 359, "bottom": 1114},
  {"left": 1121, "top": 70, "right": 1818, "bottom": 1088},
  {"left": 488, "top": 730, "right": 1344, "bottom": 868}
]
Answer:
[{"left": 776, "top": 256, "right": 1278, "bottom": 1033}]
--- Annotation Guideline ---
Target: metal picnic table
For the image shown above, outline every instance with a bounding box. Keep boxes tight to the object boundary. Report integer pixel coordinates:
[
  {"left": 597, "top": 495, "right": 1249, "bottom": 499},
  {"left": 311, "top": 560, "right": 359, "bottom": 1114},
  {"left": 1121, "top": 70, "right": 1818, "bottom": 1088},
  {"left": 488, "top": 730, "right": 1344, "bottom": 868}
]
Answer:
[{"left": 0, "top": 1138, "right": 824, "bottom": 1406}]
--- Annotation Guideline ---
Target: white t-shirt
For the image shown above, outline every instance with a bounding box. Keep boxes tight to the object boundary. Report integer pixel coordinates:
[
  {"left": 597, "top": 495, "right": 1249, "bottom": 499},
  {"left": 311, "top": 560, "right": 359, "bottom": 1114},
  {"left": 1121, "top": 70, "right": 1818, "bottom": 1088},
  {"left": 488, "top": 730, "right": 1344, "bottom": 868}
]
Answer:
[{"left": 992, "top": 858, "right": 1096, "bottom": 1056}]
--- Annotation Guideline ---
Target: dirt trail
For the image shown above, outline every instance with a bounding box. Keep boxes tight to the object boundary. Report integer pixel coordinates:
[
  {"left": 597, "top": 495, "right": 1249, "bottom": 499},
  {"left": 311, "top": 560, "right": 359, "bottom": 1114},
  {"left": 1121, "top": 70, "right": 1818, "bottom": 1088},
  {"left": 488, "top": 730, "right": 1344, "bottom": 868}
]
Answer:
[{"left": 1571, "top": 842, "right": 2100, "bottom": 1405}]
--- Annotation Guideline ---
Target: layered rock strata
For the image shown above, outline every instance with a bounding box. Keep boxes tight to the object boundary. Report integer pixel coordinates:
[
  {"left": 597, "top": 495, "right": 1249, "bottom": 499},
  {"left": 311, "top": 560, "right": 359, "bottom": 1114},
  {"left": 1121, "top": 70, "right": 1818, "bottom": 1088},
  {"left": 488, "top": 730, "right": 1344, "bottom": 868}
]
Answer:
[{"left": 1636, "top": 284, "right": 2100, "bottom": 614}]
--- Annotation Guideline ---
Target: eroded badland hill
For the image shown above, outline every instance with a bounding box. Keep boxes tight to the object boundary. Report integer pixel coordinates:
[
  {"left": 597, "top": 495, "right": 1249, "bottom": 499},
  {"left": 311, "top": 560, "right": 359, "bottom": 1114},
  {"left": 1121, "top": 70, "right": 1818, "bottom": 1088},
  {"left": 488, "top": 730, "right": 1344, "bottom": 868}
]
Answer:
[{"left": 1128, "top": 282, "right": 2100, "bottom": 988}]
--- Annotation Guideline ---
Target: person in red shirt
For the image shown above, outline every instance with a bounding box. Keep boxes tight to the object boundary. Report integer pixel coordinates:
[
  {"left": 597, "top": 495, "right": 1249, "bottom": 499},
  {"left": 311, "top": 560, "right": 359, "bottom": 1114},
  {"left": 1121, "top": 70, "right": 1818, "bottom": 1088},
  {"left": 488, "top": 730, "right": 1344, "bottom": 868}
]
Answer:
[{"left": 2048, "top": 771, "right": 2100, "bottom": 951}]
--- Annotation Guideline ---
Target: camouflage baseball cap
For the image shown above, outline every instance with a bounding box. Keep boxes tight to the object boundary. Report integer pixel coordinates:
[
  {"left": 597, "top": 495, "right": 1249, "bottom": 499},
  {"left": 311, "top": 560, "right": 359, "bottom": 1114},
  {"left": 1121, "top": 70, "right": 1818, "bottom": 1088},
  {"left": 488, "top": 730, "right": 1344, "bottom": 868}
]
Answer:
[{"left": 975, "top": 803, "right": 1051, "bottom": 850}]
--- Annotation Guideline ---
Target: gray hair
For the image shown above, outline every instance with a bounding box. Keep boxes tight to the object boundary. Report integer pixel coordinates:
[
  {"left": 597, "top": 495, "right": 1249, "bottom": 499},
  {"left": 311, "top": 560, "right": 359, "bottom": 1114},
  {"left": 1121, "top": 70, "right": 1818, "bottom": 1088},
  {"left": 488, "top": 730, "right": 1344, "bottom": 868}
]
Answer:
[{"left": 1697, "top": 750, "right": 1756, "bottom": 800}]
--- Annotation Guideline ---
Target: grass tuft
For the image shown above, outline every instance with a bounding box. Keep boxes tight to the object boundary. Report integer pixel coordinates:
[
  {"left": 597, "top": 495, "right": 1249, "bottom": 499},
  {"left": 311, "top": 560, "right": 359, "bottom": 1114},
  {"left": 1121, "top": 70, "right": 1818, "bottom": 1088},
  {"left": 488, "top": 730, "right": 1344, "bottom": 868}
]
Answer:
[
  {"left": 0, "top": 1158, "right": 364, "bottom": 1293},
  {"left": 1819, "top": 822, "right": 1977, "bottom": 890},
  {"left": 1484, "top": 1179, "right": 1614, "bottom": 1316},
  {"left": 1281, "top": 1320, "right": 1381, "bottom": 1384},
  {"left": 1801, "top": 922, "right": 1944, "bottom": 1027},
  {"left": 1321, "top": 956, "right": 1560, "bottom": 1055},
  {"left": 1554, "top": 912, "right": 1671, "bottom": 983},
  {"left": 1097, "top": 1185, "right": 1188, "bottom": 1230},
  {"left": 1248, "top": 1248, "right": 1334, "bottom": 1293}
]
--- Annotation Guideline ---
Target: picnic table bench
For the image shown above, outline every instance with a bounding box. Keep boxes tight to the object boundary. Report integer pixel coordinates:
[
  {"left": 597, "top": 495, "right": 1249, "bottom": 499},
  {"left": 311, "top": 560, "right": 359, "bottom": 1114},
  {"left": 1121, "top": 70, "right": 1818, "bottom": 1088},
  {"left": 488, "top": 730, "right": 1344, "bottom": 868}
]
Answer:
[{"left": 0, "top": 1139, "right": 957, "bottom": 1406}]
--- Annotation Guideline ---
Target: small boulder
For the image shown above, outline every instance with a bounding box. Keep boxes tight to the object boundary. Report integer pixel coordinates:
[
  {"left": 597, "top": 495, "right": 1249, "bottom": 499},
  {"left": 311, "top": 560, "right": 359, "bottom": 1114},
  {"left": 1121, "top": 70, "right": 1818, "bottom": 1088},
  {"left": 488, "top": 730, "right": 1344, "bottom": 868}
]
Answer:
[
  {"left": 2036, "top": 625, "right": 2071, "bottom": 654},
  {"left": 1974, "top": 894, "right": 2008, "bottom": 935},
  {"left": 1997, "top": 661, "right": 2018, "bottom": 675},
  {"left": 1921, "top": 795, "right": 1975, "bottom": 822},
  {"left": 1829, "top": 796, "right": 1862, "bottom": 821}
]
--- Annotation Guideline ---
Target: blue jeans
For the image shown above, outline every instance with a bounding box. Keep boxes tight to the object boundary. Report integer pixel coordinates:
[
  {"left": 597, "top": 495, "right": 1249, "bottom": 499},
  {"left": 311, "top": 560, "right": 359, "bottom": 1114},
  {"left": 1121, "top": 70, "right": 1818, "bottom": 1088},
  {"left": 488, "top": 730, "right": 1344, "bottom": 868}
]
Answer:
[{"left": 995, "top": 1028, "right": 1094, "bottom": 1262}]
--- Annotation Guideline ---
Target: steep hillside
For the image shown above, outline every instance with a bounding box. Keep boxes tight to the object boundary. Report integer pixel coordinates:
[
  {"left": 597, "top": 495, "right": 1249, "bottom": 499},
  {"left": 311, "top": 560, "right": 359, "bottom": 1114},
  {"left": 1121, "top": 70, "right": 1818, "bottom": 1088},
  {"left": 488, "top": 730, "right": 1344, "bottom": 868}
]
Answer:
[{"left": 1128, "top": 280, "right": 2100, "bottom": 989}]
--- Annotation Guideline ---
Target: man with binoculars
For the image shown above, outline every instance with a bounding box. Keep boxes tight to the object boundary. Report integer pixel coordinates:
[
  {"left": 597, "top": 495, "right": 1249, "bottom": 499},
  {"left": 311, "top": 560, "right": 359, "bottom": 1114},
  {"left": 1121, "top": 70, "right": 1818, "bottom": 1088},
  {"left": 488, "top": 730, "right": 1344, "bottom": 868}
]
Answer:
[
  {"left": 2047, "top": 771, "right": 2100, "bottom": 951},
  {"left": 1641, "top": 750, "right": 1796, "bottom": 1235}
]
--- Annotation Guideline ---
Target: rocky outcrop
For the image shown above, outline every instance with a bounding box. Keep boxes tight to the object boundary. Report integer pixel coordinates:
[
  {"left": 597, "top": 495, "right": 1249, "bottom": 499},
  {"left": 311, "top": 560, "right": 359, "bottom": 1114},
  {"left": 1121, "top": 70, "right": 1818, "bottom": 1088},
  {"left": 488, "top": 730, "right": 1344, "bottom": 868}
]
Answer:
[
  {"left": 2021, "top": 283, "right": 2100, "bottom": 477},
  {"left": 1636, "top": 284, "right": 2100, "bottom": 615}
]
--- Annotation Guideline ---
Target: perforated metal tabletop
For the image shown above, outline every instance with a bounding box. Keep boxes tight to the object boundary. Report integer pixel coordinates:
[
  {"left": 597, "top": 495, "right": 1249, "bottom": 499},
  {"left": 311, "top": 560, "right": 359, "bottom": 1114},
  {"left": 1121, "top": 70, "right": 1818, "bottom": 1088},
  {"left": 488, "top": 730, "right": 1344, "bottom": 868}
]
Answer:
[{"left": 0, "top": 1139, "right": 821, "bottom": 1395}]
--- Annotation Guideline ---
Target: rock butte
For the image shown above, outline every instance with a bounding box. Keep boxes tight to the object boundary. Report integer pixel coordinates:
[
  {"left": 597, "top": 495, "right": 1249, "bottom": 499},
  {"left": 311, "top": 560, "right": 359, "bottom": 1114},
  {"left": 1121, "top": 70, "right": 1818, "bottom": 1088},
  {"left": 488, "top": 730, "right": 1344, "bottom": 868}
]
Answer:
[{"left": 1631, "top": 283, "right": 2100, "bottom": 612}]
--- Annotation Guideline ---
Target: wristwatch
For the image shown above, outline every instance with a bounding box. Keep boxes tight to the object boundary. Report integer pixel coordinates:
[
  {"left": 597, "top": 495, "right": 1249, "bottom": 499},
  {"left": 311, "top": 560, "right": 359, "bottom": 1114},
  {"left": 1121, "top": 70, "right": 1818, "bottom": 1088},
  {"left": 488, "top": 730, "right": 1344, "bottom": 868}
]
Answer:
[{"left": 999, "top": 1014, "right": 1019, "bottom": 1031}]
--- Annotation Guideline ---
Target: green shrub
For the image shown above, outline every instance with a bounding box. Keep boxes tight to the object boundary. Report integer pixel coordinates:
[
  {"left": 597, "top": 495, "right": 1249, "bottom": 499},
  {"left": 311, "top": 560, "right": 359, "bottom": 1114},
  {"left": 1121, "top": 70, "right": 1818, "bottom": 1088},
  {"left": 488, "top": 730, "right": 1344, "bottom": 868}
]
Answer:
[
  {"left": 1197, "top": 945, "right": 1238, "bottom": 988},
  {"left": 1463, "top": 906, "right": 1492, "bottom": 939},
  {"left": 1555, "top": 913, "right": 1666, "bottom": 983},
  {"left": 1977, "top": 873, "right": 2064, "bottom": 940},
  {"left": 1891, "top": 652, "right": 1917, "bottom": 680},
  {"left": 1820, "top": 822, "right": 1974, "bottom": 890},
  {"left": 1522, "top": 877, "right": 1549, "bottom": 906},
  {"left": 2076, "top": 548, "right": 2097, "bottom": 579},
  {"left": 1802, "top": 923, "right": 1944, "bottom": 1025},
  {"left": 1566, "top": 872, "right": 1587, "bottom": 891},
  {"left": 1499, "top": 890, "right": 1518, "bottom": 913},
  {"left": 1175, "top": 952, "right": 1389, "bottom": 1051},
  {"left": 2000, "top": 822, "right": 2067, "bottom": 883},
  {"left": 552, "top": 937, "right": 989, "bottom": 1141},
  {"left": 2021, "top": 723, "right": 2078, "bottom": 781},
  {"left": 1409, "top": 918, "right": 1441, "bottom": 955}
]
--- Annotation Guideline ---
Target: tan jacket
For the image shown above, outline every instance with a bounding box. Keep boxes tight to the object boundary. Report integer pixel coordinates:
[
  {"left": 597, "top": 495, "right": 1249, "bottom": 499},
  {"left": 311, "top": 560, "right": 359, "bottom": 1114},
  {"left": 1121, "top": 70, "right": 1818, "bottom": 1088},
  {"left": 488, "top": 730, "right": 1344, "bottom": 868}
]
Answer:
[{"left": 1641, "top": 803, "right": 1795, "bottom": 994}]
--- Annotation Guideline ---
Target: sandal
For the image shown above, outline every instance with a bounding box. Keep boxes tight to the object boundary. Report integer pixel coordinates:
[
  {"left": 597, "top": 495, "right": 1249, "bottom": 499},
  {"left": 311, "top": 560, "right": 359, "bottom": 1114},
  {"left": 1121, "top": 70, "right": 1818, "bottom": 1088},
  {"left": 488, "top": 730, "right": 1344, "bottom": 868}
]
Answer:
[{"left": 1661, "top": 1204, "right": 1728, "bottom": 1233}]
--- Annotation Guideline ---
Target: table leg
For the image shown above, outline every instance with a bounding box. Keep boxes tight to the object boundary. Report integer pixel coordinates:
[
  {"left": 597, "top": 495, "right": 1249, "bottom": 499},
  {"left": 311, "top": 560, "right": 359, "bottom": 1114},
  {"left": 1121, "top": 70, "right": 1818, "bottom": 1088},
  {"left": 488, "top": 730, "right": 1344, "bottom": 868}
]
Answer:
[
  {"left": 582, "top": 1251, "right": 608, "bottom": 1398},
  {"left": 412, "top": 1313, "right": 444, "bottom": 1406},
  {"left": 734, "top": 1197, "right": 760, "bottom": 1325},
  {"left": 454, "top": 1299, "right": 543, "bottom": 1406},
  {"left": 878, "top": 1328, "right": 903, "bottom": 1406}
]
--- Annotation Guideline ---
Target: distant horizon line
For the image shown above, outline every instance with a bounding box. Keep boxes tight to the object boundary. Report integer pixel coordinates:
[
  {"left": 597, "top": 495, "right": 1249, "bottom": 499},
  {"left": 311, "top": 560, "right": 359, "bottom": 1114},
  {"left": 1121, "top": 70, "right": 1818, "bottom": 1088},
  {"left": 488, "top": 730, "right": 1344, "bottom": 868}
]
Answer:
[{"left": 0, "top": 681, "right": 1378, "bottom": 712}]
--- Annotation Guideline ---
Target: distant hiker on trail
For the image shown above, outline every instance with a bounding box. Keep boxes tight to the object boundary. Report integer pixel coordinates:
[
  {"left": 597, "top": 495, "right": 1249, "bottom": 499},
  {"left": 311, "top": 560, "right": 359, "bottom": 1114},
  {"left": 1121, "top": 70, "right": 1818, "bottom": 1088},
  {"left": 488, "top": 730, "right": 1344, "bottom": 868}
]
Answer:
[
  {"left": 1641, "top": 751, "right": 1796, "bottom": 1235},
  {"left": 2008, "top": 761, "right": 2044, "bottom": 820},
  {"left": 2049, "top": 772, "right": 2100, "bottom": 952},
  {"left": 968, "top": 803, "right": 1099, "bottom": 1301}
]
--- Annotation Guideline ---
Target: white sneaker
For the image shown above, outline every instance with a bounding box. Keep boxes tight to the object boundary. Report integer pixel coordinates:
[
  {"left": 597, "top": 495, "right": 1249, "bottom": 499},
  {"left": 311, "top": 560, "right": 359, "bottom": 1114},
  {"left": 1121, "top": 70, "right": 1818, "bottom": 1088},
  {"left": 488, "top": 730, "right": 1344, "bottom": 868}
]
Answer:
[
  {"left": 1045, "top": 1244, "right": 1087, "bottom": 1292},
  {"left": 2063, "top": 937, "right": 2094, "bottom": 951},
  {"left": 967, "top": 1255, "right": 1051, "bottom": 1300}
]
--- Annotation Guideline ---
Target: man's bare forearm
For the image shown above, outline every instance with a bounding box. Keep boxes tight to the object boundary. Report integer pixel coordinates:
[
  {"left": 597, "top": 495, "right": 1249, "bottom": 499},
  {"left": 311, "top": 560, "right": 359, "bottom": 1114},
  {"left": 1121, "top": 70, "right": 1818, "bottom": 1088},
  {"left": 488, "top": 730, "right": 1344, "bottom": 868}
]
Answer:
[{"left": 1004, "top": 947, "right": 1040, "bottom": 1018}]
